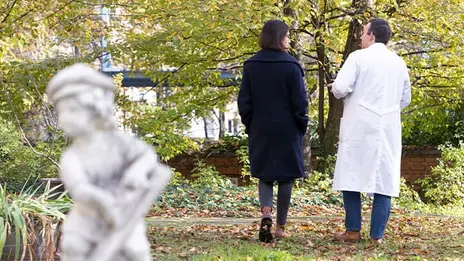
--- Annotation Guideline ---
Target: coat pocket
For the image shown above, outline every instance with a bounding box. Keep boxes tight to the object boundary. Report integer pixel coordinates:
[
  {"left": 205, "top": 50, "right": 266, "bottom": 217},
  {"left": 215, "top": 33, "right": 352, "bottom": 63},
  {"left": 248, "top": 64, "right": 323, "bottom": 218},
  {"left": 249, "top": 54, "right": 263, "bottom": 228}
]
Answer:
[{"left": 352, "top": 100, "right": 400, "bottom": 141}]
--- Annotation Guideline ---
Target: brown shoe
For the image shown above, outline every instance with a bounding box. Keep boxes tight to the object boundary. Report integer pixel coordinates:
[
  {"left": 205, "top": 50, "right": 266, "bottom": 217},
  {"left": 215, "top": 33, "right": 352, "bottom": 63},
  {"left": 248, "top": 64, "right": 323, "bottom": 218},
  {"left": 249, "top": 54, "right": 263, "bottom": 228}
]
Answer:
[
  {"left": 333, "top": 231, "right": 362, "bottom": 242},
  {"left": 274, "top": 225, "right": 289, "bottom": 239}
]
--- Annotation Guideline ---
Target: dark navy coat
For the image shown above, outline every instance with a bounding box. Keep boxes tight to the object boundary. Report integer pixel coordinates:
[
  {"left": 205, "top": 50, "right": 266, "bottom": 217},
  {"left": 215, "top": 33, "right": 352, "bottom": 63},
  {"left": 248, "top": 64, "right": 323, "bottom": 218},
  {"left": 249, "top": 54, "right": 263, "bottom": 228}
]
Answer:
[{"left": 237, "top": 49, "right": 309, "bottom": 182}]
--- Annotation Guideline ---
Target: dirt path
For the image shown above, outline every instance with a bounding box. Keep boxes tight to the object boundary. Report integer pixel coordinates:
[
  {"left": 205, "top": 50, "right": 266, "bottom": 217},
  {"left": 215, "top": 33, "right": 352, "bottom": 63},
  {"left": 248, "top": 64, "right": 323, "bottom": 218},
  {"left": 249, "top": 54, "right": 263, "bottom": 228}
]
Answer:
[{"left": 147, "top": 212, "right": 463, "bottom": 227}]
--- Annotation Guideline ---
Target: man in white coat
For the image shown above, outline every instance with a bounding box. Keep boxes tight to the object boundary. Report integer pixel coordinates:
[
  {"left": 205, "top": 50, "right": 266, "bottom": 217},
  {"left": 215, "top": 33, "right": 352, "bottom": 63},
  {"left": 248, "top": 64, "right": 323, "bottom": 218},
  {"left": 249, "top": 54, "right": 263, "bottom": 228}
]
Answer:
[{"left": 330, "top": 18, "right": 411, "bottom": 244}]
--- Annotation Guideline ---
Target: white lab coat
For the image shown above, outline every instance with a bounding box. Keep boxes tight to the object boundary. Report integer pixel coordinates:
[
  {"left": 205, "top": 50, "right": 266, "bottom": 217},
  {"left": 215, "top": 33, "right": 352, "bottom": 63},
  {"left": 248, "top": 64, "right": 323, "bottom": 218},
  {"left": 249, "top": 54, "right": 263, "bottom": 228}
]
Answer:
[{"left": 331, "top": 43, "right": 411, "bottom": 197}]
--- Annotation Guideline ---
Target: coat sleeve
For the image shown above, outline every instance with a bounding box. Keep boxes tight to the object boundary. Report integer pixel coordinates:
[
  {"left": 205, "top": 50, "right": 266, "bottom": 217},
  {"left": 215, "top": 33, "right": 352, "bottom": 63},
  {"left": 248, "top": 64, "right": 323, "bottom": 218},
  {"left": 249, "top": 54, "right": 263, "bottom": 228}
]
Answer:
[
  {"left": 288, "top": 65, "right": 309, "bottom": 135},
  {"left": 331, "top": 52, "right": 360, "bottom": 99},
  {"left": 400, "top": 65, "right": 412, "bottom": 109},
  {"left": 237, "top": 65, "right": 252, "bottom": 134}
]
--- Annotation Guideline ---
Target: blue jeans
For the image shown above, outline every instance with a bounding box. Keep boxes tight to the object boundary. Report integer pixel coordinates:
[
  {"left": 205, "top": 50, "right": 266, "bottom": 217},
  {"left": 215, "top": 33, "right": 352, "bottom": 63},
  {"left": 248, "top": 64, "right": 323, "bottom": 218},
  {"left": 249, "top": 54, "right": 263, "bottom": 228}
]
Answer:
[{"left": 343, "top": 191, "right": 391, "bottom": 239}]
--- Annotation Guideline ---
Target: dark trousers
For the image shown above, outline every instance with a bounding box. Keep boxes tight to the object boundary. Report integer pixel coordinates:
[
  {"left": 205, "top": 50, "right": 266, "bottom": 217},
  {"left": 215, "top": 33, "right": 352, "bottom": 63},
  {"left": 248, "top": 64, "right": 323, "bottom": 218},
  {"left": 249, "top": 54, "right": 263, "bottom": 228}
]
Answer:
[{"left": 258, "top": 180, "right": 293, "bottom": 225}]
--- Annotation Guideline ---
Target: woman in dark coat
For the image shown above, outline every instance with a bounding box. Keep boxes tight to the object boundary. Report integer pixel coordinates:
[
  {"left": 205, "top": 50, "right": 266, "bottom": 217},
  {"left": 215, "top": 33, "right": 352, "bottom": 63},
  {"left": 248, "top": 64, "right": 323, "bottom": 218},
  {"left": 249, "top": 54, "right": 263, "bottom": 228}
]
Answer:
[{"left": 238, "top": 19, "right": 309, "bottom": 242}]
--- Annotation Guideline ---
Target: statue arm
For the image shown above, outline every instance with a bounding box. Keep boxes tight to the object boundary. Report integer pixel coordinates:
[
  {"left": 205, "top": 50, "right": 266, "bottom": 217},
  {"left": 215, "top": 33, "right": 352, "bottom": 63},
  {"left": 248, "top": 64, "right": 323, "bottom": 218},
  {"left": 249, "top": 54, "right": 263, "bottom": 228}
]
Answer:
[
  {"left": 60, "top": 151, "right": 116, "bottom": 223},
  {"left": 120, "top": 148, "right": 158, "bottom": 191}
]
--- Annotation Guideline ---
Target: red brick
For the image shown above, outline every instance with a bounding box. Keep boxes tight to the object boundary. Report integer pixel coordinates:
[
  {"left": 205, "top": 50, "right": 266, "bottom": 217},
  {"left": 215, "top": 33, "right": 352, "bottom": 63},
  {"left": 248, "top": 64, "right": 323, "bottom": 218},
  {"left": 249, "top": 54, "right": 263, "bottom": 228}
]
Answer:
[
  {"left": 169, "top": 148, "right": 441, "bottom": 186},
  {"left": 408, "top": 158, "right": 425, "bottom": 162}
]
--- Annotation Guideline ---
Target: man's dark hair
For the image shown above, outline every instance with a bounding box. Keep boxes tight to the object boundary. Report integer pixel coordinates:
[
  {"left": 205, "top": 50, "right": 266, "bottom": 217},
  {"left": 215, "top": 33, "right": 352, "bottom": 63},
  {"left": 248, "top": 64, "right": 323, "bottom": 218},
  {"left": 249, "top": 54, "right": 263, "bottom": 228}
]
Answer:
[
  {"left": 368, "top": 18, "right": 392, "bottom": 45},
  {"left": 259, "top": 20, "right": 289, "bottom": 51}
]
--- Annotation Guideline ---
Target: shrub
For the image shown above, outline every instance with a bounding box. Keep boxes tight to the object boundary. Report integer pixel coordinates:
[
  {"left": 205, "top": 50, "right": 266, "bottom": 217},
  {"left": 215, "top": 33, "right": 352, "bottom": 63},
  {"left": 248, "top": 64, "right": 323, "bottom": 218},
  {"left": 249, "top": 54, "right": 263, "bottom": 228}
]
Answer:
[
  {"left": 0, "top": 120, "right": 41, "bottom": 191},
  {"left": 302, "top": 155, "right": 336, "bottom": 193},
  {"left": 395, "top": 178, "right": 423, "bottom": 207},
  {"left": 403, "top": 103, "right": 464, "bottom": 147},
  {"left": 0, "top": 120, "right": 61, "bottom": 192},
  {"left": 190, "top": 160, "right": 234, "bottom": 189},
  {"left": 418, "top": 142, "right": 464, "bottom": 205}
]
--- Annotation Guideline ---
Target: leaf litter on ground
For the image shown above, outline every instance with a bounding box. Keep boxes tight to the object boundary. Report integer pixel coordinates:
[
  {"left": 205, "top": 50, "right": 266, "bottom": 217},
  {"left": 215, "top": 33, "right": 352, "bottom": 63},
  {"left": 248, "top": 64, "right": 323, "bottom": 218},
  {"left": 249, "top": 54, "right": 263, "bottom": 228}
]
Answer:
[{"left": 149, "top": 215, "right": 464, "bottom": 260}]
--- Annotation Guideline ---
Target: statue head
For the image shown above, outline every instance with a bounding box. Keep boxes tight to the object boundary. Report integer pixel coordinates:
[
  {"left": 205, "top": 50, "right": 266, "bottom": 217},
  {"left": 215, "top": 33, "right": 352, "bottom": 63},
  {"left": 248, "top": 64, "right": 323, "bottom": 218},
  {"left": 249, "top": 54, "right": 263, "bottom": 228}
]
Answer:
[{"left": 47, "top": 63, "right": 117, "bottom": 137}]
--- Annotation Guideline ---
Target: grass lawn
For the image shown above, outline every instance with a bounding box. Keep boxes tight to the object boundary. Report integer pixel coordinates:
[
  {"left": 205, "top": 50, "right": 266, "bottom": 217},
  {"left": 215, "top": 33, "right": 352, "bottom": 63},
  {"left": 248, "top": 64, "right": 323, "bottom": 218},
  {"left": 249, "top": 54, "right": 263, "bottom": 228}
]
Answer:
[{"left": 149, "top": 215, "right": 464, "bottom": 260}]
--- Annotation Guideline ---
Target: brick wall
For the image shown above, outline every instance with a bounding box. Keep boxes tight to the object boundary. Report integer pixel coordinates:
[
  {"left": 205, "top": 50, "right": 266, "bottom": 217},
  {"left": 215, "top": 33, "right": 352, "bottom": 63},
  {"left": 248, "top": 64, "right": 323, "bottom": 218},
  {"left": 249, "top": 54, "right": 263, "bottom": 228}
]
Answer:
[
  {"left": 166, "top": 149, "right": 440, "bottom": 187},
  {"left": 167, "top": 152, "right": 250, "bottom": 185},
  {"left": 401, "top": 149, "right": 440, "bottom": 187}
]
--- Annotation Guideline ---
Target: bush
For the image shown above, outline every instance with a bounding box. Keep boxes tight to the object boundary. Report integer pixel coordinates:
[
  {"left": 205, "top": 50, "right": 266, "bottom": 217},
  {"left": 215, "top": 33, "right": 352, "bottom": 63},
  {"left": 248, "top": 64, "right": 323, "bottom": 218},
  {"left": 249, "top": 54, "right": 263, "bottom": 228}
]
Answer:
[
  {"left": 0, "top": 120, "right": 61, "bottom": 192},
  {"left": 403, "top": 103, "right": 464, "bottom": 147},
  {"left": 395, "top": 178, "right": 423, "bottom": 207},
  {"left": 0, "top": 121, "right": 41, "bottom": 191},
  {"left": 155, "top": 160, "right": 345, "bottom": 215},
  {"left": 168, "top": 170, "right": 187, "bottom": 186},
  {"left": 190, "top": 160, "right": 234, "bottom": 189},
  {"left": 418, "top": 142, "right": 464, "bottom": 205},
  {"left": 302, "top": 155, "right": 336, "bottom": 193},
  {"left": 157, "top": 161, "right": 255, "bottom": 214}
]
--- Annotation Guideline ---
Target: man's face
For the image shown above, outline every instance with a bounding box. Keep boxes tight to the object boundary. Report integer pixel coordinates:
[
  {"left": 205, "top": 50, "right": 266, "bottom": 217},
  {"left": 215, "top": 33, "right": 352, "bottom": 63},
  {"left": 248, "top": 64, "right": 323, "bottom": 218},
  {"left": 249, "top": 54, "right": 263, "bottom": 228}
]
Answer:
[{"left": 360, "top": 23, "right": 375, "bottom": 49}]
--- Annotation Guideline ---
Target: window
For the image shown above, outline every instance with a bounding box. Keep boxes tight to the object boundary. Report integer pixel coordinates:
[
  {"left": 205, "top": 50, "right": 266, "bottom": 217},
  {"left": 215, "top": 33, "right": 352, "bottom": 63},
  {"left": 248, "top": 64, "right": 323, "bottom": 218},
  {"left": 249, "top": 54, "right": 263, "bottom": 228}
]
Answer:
[
  {"left": 233, "top": 118, "right": 239, "bottom": 134},
  {"left": 228, "top": 120, "right": 232, "bottom": 133}
]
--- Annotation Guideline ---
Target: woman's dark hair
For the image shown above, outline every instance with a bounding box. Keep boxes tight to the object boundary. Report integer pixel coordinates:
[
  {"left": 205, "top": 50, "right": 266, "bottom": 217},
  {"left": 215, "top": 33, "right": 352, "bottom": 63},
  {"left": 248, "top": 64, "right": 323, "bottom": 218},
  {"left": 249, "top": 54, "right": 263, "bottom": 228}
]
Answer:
[
  {"left": 259, "top": 20, "right": 289, "bottom": 51},
  {"left": 368, "top": 18, "right": 392, "bottom": 45}
]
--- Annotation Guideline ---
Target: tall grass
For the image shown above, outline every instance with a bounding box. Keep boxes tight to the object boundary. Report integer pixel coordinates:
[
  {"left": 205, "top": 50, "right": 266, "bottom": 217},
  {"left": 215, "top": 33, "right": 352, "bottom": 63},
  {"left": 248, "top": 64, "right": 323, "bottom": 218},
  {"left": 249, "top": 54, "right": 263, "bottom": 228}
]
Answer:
[{"left": 0, "top": 182, "right": 71, "bottom": 260}]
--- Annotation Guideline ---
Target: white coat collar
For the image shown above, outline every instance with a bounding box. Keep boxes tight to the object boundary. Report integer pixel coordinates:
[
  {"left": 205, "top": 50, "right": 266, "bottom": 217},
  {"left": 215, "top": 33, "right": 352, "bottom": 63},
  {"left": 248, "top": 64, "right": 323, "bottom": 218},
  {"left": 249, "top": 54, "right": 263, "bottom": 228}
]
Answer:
[{"left": 368, "top": 43, "right": 387, "bottom": 49}]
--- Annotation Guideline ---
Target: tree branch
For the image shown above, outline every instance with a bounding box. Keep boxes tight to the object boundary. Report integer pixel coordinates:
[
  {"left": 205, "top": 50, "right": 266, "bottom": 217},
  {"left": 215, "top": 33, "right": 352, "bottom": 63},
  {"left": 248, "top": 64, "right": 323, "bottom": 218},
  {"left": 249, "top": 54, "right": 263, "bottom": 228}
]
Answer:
[
  {"left": 409, "top": 64, "right": 458, "bottom": 70},
  {"left": 138, "top": 63, "right": 188, "bottom": 101},
  {"left": 195, "top": 39, "right": 226, "bottom": 52},
  {"left": 305, "top": 68, "right": 319, "bottom": 72},
  {"left": 403, "top": 103, "right": 447, "bottom": 114},
  {"left": 308, "top": 83, "right": 317, "bottom": 96},
  {"left": 1, "top": 0, "right": 18, "bottom": 24},
  {"left": 74, "top": 0, "right": 134, "bottom": 8},
  {"left": 2, "top": 84, "right": 60, "bottom": 168},
  {"left": 420, "top": 85, "right": 459, "bottom": 89},
  {"left": 297, "top": 29, "right": 314, "bottom": 37},
  {"left": 400, "top": 47, "right": 449, "bottom": 56},
  {"left": 212, "top": 52, "right": 256, "bottom": 62},
  {"left": 43, "top": 0, "right": 78, "bottom": 21},
  {"left": 327, "top": 13, "right": 354, "bottom": 21},
  {"left": 326, "top": 46, "right": 344, "bottom": 55},
  {"left": 302, "top": 52, "right": 318, "bottom": 60}
]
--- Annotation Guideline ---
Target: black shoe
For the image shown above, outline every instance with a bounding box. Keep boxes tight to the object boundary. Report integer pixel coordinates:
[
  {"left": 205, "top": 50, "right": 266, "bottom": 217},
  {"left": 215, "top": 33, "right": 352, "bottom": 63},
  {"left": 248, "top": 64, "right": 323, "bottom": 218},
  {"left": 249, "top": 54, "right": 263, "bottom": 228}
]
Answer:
[{"left": 258, "top": 216, "right": 273, "bottom": 243}]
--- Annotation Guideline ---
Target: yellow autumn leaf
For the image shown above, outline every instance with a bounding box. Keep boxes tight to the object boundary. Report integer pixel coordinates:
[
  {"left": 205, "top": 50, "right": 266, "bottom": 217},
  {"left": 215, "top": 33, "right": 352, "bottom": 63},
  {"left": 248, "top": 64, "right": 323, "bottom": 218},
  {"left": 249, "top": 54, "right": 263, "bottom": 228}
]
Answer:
[{"left": 227, "top": 31, "right": 232, "bottom": 39}]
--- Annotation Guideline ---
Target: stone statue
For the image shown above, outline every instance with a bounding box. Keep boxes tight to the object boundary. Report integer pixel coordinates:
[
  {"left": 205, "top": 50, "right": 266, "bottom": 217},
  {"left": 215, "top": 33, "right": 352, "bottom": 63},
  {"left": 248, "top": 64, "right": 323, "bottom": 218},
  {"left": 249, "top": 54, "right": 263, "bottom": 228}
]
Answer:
[{"left": 46, "top": 63, "right": 172, "bottom": 261}]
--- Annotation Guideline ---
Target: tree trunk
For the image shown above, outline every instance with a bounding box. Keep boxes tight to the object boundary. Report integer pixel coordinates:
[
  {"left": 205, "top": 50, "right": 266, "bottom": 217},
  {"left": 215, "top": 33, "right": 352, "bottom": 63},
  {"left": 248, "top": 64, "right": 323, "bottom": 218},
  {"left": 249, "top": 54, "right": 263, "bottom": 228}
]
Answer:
[
  {"left": 284, "top": 0, "right": 312, "bottom": 176},
  {"left": 315, "top": 19, "right": 326, "bottom": 153},
  {"left": 203, "top": 117, "right": 209, "bottom": 139},
  {"left": 319, "top": 0, "right": 372, "bottom": 169},
  {"left": 218, "top": 111, "right": 225, "bottom": 139}
]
